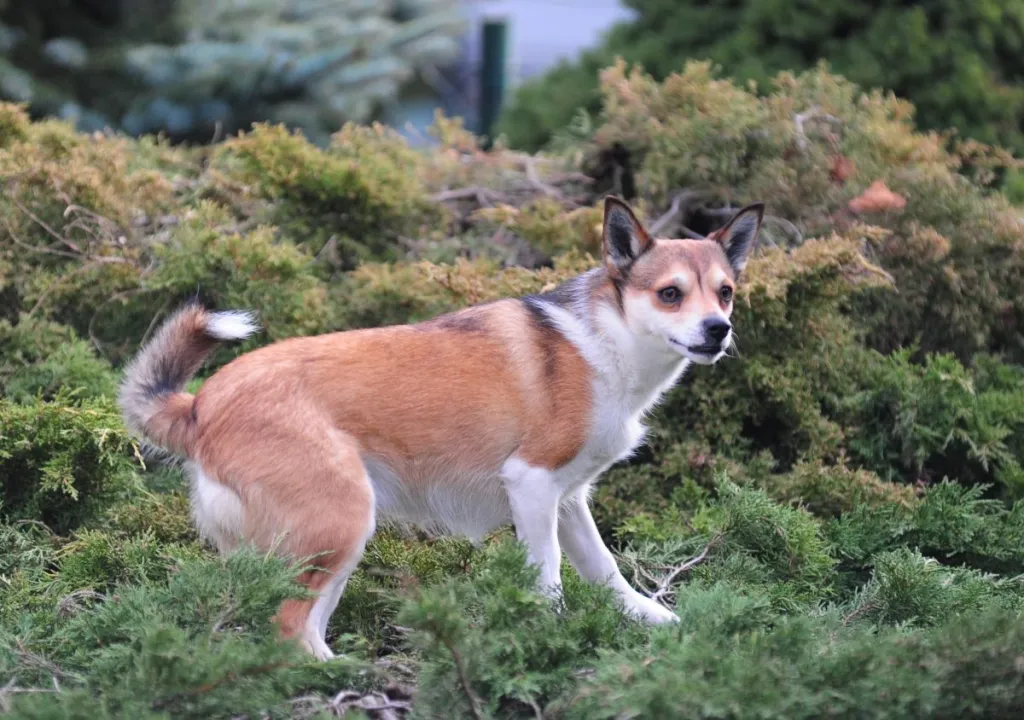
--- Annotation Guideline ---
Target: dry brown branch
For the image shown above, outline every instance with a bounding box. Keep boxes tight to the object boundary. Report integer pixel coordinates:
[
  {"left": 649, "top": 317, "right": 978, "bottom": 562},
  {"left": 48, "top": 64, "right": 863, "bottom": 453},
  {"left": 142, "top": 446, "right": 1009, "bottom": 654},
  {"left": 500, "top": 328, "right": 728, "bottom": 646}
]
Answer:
[
  {"left": 150, "top": 661, "right": 293, "bottom": 710},
  {"left": 3, "top": 218, "right": 83, "bottom": 260},
  {"left": 431, "top": 187, "right": 499, "bottom": 205},
  {"left": 0, "top": 679, "right": 59, "bottom": 714},
  {"left": 57, "top": 589, "right": 105, "bottom": 619},
  {"left": 9, "top": 195, "right": 84, "bottom": 254},
  {"left": 329, "top": 689, "right": 412, "bottom": 719},
  {"left": 87, "top": 287, "right": 150, "bottom": 355},
  {"left": 762, "top": 215, "right": 803, "bottom": 246},
  {"left": 649, "top": 190, "right": 706, "bottom": 238},
  {"left": 649, "top": 535, "right": 723, "bottom": 604},
  {"left": 443, "top": 637, "right": 484, "bottom": 720},
  {"left": 794, "top": 106, "right": 842, "bottom": 151},
  {"left": 522, "top": 156, "right": 579, "bottom": 208}
]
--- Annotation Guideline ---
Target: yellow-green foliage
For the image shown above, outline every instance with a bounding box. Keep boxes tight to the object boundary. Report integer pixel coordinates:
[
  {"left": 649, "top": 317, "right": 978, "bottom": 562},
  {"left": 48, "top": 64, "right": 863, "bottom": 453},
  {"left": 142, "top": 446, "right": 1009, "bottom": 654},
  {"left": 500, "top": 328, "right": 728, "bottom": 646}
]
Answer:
[
  {"left": 0, "top": 315, "right": 116, "bottom": 401},
  {"left": 572, "top": 61, "right": 1024, "bottom": 361},
  {"left": 0, "top": 397, "right": 137, "bottom": 534},
  {"left": 218, "top": 122, "right": 443, "bottom": 268},
  {"left": 148, "top": 202, "right": 333, "bottom": 341}
]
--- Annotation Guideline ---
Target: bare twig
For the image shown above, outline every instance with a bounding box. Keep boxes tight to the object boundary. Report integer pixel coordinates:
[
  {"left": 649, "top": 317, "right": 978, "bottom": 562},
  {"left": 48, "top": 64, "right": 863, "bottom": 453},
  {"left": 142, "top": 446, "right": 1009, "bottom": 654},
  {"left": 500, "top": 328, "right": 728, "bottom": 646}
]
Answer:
[
  {"left": 57, "top": 589, "right": 105, "bottom": 619},
  {"left": 9, "top": 195, "right": 83, "bottom": 253},
  {"left": 793, "top": 106, "right": 842, "bottom": 151},
  {"left": 329, "top": 690, "right": 412, "bottom": 719},
  {"left": 4, "top": 218, "right": 82, "bottom": 260},
  {"left": 139, "top": 298, "right": 173, "bottom": 348},
  {"left": 649, "top": 190, "right": 705, "bottom": 238},
  {"left": 522, "top": 156, "right": 576, "bottom": 207},
  {"left": 762, "top": 215, "right": 803, "bottom": 246},
  {"left": 443, "top": 638, "right": 484, "bottom": 720},
  {"left": 526, "top": 696, "right": 546, "bottom": 720},
  {"left": 431, "top": 187, "right": 498, "bottom": 205},
  {"left": 649, "top": 534, "right": 724, "bottom": 604},
  {"left": 0, "top": 680, "right": 60, "bottom": 714},
  {"left": 87, "top": 287, "right": 149, "bottom": 355}
]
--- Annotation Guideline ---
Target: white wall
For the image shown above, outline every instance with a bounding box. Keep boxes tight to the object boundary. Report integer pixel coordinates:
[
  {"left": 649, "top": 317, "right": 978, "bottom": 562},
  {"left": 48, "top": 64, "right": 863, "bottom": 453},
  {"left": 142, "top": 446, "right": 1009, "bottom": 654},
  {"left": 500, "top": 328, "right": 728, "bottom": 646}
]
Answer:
[{"left": 462, "top": 0, "right": 634, "bottom": 86}]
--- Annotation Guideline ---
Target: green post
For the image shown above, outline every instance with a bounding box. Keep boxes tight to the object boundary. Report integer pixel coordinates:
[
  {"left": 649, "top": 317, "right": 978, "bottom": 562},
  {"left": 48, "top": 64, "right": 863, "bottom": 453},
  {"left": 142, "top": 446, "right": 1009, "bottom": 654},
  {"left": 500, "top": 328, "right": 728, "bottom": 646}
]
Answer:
[{"left": 478, "top": 19, "right": 508, "bottom": 147}]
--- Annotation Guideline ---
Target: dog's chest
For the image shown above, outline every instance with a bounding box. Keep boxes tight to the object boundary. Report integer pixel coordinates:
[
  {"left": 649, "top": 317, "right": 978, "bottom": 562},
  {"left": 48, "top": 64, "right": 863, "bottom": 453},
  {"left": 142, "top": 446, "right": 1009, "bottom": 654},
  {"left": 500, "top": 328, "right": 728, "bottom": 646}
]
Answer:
[{"left": 552, "top": 400, "right": 648, "bottom": 491}]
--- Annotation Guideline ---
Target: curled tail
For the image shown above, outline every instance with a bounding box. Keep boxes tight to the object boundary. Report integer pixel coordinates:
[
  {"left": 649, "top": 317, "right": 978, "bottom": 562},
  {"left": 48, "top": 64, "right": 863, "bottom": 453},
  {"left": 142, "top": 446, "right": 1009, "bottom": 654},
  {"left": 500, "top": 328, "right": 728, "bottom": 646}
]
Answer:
[{"left": 119, "top": 303, "right": 259, "bottom": 456}]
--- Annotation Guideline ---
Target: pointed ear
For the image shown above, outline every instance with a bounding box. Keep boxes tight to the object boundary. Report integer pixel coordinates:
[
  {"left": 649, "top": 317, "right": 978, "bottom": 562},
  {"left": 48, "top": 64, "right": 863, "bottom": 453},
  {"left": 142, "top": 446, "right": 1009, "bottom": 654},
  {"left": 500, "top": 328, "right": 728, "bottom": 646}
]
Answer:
[
  {"left": 708, "top": 203, "right": 764, "bottom": 275},
  {"left": 603, "top": 196, "right": 653, "bottom": 278}
]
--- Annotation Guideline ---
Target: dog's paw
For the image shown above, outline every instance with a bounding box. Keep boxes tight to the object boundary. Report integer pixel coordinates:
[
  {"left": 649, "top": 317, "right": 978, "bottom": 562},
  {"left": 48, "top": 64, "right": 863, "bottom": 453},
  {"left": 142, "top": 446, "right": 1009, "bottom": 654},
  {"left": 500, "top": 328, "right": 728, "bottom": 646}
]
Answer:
[{"left": 623, "top": 593, "right": 679, "bottom": 625}]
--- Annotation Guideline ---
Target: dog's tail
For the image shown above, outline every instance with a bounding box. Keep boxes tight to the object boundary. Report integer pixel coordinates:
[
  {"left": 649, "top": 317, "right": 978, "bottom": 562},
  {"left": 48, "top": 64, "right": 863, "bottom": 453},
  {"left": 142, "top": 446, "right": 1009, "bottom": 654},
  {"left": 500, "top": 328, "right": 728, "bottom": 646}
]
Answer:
[{"left": 118, "top": 303, "right": 259, "bottom": 457}]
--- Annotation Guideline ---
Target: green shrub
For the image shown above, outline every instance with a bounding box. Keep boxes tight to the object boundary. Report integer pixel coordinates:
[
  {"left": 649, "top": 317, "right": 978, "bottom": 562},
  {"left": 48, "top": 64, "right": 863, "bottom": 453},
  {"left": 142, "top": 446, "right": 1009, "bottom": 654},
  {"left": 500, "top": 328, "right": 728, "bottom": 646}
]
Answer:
[
  {"left": 553, "top": 62, "right": 1023, "bottom": 363},
  {"left": 1, "top": 548, "right": 374, "bottom": 719},
  {"left": 0, "top": 64, "right": 1021, "bottom": 719},
  {"left": 566, "top": 604, "right": 1024, "bottom": 719},
  {"left": 0, "top": 397, "right": 137, "bottom": 534},
  {"left": 217, "top": 122, "right": 442, "bottom": 269},
  {"left": 0, "top": 315, "right": 116, "bottom": 401},
  {"left": 500, "top": 0, "right": 1024, "bottom": 157},
  {"left": 146, "top": 201, "right": 335, "bottom": 342},
  {"left": 842, "top": 350, "right": 1024, "bottom": 494},
  {"left": 398, "top": 539, "right": 649, "bottom": 718}
]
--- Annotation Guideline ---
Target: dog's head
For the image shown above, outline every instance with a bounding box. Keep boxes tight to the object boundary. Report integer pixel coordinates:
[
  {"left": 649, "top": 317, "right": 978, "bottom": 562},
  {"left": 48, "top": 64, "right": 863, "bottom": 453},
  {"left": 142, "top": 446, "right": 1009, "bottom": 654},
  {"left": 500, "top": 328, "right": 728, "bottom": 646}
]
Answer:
[{"left": 602, "top": 196, "right": 764, "bottom": 365}]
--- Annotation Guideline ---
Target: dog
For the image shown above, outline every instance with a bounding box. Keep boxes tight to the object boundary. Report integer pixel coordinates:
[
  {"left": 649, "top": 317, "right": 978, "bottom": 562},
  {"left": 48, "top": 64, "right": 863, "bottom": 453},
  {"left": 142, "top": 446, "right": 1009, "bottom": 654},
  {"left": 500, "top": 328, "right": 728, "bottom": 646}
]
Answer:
[{"left": 118, "top": 196, "right": 764, "bottom": 659}]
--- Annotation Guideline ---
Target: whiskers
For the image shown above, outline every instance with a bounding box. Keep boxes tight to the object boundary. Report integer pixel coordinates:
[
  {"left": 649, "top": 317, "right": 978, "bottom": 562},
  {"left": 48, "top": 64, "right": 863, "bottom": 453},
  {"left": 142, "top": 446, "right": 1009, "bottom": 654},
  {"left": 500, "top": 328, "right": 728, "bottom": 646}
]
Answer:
[{"left": 723, "top": 331, "right": 742, "bottom": 359}]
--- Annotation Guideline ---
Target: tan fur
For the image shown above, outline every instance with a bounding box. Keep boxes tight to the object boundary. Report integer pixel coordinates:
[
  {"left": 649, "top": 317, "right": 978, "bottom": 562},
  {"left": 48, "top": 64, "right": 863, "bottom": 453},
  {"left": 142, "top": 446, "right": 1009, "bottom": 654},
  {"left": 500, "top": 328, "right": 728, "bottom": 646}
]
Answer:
[{"left": 119, "top": 196, "right": 764, "bottom": 657}]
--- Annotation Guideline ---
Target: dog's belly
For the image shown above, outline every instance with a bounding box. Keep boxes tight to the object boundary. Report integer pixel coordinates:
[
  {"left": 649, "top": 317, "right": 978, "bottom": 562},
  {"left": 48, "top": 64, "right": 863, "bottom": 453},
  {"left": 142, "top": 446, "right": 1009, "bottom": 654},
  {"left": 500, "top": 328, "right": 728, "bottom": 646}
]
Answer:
[{"left": 363, "top": 456, "right": 511, "bottom": 542}]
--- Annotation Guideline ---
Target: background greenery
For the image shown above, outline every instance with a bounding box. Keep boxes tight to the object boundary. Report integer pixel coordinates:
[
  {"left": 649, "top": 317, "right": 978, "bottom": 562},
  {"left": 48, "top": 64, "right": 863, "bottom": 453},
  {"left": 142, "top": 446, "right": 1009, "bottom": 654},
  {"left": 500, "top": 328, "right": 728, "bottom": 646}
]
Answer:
[
  {"left": 498, "top": 0, "right": 1024, "bottom": 163},
  {"left": 2, "top": 58, "right": 1024, "bottom": 717},
  {"left": 0, "top": 0, "right": 464, "bottom": 146}
]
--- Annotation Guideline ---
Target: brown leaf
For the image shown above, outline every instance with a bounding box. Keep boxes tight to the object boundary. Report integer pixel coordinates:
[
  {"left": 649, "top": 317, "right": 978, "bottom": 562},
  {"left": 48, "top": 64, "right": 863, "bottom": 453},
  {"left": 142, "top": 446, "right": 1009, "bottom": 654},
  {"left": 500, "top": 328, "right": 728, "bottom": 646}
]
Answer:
[
  {"left": 848, "top": 181, "right": 906, "bottom": 214},
  {"left": 829, "top": 154, "right": 855, "bottom": 184}
]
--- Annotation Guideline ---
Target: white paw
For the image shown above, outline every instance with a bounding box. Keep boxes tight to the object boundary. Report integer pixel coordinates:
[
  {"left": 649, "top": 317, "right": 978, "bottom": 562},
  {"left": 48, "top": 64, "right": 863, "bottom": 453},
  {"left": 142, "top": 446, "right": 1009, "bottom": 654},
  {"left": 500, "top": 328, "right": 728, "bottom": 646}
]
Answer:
[
  {"left": 622, "top": 592, "right": 680, "bottom": 625},
  {"left": 303, "top": 634, "right": 335, "bottom": 661}
]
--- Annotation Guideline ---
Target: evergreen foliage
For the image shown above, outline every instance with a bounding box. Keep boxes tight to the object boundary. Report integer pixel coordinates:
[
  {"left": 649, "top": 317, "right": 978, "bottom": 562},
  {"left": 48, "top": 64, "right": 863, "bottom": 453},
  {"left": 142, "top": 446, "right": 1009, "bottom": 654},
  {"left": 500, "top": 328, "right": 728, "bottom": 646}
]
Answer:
[
  {"left": 499, "top": 0, "right": 1024, "bottom": 159},
  {"left": 0, "top": 0, "right": 465, "bottom": 145}
]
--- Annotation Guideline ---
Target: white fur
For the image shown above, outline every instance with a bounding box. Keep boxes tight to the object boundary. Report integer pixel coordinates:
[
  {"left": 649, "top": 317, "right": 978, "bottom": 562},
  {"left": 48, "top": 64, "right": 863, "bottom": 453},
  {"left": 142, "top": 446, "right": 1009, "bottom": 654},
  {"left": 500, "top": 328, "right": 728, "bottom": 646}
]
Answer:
[
  {"left": 559, "top": 487, "right": 678, "bottom": 623},
  {"left": 501, "top": 457, "right": 564, "bottom": 596},
  {"left": 205, "top": 310, "right": 259, "bottom": 341},
  {"left": 366, "top": 456, "right": 511, "bottom": 543},
  {"left": 189, "top": 464, "right": 245, "bottom": 554},
  {"left": 303, "top": 505, "right": 375, "bottom": 661}
]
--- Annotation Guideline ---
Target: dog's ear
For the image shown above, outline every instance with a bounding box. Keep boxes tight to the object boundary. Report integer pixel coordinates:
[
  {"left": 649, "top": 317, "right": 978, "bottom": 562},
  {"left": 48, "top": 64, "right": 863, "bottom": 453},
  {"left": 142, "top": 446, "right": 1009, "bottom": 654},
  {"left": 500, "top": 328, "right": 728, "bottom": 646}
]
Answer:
[
  {"left": 709, "top": 203, "right": 764, "bottom": 275},
  {"left": 603, "top": 196, "right": 652, "bottom": 278}
]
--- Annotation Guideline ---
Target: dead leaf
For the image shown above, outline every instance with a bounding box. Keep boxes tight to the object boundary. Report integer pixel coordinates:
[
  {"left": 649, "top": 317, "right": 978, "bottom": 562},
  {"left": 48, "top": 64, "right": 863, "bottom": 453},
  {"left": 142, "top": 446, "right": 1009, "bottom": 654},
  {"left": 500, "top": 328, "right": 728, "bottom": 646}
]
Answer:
[
  {"left": 848, "top": 181, "right": 906, "bottom": 214},
  {"left": 830, "top": 155, "right": 855, "bottom": 185}
]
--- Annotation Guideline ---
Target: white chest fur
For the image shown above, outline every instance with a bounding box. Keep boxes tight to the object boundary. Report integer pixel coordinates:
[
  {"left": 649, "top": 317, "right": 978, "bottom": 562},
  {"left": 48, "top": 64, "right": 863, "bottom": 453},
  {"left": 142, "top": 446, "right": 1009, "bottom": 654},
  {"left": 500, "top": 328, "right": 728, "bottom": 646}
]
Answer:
[{"left": 543, "top": 302, "right": 690, "bottom": 492}]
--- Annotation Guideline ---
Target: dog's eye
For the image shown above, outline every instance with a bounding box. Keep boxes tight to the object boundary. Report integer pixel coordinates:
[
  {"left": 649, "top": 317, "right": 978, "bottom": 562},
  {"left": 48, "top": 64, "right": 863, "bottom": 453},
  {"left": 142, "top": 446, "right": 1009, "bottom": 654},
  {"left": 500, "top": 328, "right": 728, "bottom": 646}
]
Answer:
[
  {"left": 719, "top": 285, "right": 734, "bottom": 303},
  {"left": 657, "top": 287, "right": 682, "bottom": 304}
]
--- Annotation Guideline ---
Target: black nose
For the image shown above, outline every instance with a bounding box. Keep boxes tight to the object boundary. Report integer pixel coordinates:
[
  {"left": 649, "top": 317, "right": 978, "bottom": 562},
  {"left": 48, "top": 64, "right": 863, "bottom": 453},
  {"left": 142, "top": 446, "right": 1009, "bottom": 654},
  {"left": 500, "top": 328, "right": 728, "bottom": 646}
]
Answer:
[{"left": 703, "top": 318, "right": 731, "bottom": 344}]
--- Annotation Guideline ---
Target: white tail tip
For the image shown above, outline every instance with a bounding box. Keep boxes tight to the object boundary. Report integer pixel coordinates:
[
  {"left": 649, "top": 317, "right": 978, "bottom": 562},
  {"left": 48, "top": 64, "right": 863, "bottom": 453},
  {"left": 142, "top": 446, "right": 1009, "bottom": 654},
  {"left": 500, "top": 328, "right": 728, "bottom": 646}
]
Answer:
[{"left": 206, "top": 310, "right": 260, "bottom": 341}]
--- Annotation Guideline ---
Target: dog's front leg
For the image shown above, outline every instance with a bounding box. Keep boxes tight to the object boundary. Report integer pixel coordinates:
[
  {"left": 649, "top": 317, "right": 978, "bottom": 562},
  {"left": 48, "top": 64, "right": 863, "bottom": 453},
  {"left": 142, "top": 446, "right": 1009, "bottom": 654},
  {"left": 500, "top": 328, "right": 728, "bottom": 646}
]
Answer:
[
  {"left": 501, "top": 458, "right": 563, "bottom": 599},
  {"left": 558, "top": 487, "right": 679, "bottom": 624}
]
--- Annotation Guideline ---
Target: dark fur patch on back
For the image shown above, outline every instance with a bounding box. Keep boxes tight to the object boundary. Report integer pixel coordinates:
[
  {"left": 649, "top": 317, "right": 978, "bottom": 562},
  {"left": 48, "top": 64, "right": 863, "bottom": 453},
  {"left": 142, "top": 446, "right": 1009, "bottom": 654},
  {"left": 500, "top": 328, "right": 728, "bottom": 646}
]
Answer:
[
  {"left": 422, "top": 308, "right": 488, "bottom": 333},
  {"left": 435, "top": 312, "right": 485, "bottom": 333},
  {"left": 520, "top": 297, "right": 562, "bottom": 382}
]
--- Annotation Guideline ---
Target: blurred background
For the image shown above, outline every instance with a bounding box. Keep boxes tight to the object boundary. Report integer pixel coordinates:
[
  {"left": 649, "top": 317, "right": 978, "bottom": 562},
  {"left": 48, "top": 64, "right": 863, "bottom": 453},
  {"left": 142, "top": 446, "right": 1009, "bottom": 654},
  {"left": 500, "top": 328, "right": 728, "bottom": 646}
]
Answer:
[{"left": 3, "top": 0, "right": 1021, "bottom": 159}]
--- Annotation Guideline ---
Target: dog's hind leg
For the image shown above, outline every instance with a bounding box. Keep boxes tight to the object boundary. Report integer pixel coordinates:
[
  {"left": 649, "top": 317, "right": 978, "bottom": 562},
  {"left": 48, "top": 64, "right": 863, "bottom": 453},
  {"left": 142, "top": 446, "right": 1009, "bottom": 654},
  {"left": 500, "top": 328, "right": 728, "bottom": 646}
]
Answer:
[{"left": 223, "top": 428, "right": 375, "bottom": 660}]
